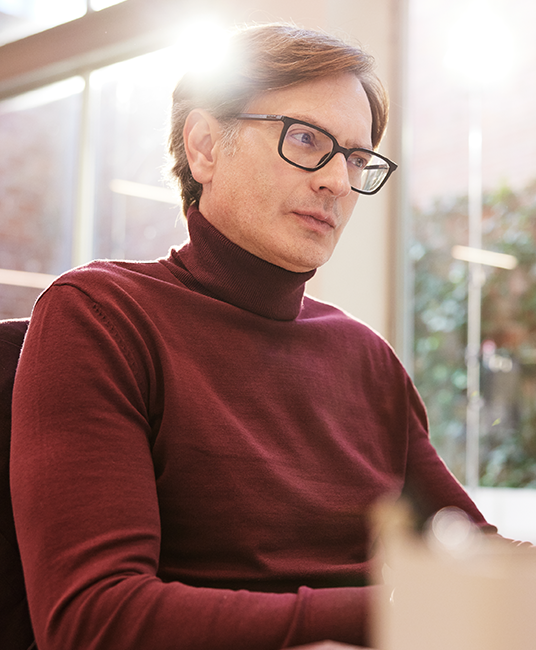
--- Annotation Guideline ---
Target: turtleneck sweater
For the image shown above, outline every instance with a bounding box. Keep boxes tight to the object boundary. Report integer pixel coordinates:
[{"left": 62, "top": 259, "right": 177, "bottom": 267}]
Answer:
[{"left": 11, "top": 208, "right": 492, "bottom": 650}]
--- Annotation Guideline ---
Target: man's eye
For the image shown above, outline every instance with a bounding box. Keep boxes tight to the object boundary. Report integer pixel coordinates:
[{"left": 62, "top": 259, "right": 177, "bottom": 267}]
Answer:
[
  {"left": 288, "top": 130, "right": 316, "bottom": 146},
  {"left": 348, "top": 154, "right": 369, "bottom": 169}
]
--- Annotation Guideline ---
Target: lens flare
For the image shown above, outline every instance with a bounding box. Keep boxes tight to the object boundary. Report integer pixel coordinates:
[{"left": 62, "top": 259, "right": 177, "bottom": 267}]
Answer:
[
  {"left": 174, "top": 17, "right": 231, "bottom": 76},
  {"left": 444, "top": 1, "right": 517, "bottom": 86}
]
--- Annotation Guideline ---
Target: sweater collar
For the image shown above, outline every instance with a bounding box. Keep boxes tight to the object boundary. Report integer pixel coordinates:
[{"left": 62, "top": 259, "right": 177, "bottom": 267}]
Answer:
[{"left": 173, "top": 208, "right": 315, "bottom": 321}]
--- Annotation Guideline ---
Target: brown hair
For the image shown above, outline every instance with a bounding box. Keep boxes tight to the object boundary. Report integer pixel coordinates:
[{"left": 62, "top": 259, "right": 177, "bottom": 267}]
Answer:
[{"left": 167, "top": 23, "right": 389, "bottom": 215}]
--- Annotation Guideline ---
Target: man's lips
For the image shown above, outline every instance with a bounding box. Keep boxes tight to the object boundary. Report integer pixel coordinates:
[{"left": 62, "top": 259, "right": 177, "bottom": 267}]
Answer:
[{"left": 292, "top": 210, "right": 336, "bottom": 229}]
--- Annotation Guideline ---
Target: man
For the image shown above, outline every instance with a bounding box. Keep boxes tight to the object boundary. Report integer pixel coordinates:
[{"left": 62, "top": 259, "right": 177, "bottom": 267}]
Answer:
[{"left": 10, "top": 23, "right": 494, "bottom": 650}]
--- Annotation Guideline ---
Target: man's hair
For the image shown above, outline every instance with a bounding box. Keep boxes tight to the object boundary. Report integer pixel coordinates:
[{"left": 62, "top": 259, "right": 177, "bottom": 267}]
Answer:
[{"left": 167, "top": 23, "right": 390, "bottom": 215}]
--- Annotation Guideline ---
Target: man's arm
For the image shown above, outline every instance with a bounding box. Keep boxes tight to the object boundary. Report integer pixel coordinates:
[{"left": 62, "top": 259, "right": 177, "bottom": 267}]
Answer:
[{"left": 401, "top": 375, "right": 496, "bottom": 532}]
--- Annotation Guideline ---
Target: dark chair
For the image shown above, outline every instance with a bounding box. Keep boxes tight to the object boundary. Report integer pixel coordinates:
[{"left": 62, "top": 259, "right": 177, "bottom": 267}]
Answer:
[{"left": 0, "top": 318, "right": 35, "bottom": 650}]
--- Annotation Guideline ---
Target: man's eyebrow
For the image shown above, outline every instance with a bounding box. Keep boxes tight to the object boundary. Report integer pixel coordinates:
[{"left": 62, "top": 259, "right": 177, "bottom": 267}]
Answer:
[{"left": 287, "top": 113, "right": 372, "bottom": 150}]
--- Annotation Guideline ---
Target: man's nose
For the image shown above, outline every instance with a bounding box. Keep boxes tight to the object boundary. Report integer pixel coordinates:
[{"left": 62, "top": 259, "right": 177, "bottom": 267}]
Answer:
[{"left": 310, "top": 152, "right": 352, "bottom": 197}]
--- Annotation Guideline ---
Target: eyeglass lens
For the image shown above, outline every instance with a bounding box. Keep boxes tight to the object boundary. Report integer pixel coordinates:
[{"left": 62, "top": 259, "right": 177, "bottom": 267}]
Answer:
[{"left": 282, "top": 122, "right": 390, "bottom": 194}]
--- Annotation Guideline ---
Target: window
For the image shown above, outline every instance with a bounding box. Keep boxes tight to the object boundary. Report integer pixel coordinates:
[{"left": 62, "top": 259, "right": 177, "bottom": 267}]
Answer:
[
  {"left": 0, "top": 80, "right": 83, "bottom": 317},
  {"left": 90, "top": 51, "right": 186, "bottom": 262},
  {"left": 0, "top": 45, "right": 186, "bottom": 319},
  {"left": 0, "top": 0, "right": 126, "bottom": 46},
  {"left": 409, "top": 0, "right": 536, "bottom": 489}
]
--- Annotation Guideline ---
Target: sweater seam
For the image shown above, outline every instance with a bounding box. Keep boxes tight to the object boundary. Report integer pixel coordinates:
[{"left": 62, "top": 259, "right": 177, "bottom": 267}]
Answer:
[
  {"left": 89, "top": 301, "right": 142, "bottom": 380},
  {"left": 46, "top": 282, "right": 144, "bottom": 387}
]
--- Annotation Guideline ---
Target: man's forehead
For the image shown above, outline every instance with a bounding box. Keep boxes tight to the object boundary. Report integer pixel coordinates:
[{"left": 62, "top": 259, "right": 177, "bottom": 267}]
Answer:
[{"left": 246, "top": 75, "right": 373, "bottom": 148}]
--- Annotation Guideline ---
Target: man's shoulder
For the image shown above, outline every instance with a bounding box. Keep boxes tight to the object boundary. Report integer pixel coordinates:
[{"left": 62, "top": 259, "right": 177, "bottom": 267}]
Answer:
[
  {"left": 51, "top": 258, "right": 175, "bottom": 295},
  {"left": 302, "top": 294, "right": 387, "bottom": 338},
  {"left": 301, "top": 294, "right": 401, "bottom": 360}
]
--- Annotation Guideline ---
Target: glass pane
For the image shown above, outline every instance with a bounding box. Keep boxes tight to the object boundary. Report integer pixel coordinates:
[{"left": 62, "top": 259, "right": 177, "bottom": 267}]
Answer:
[
  {"left": 0, "top": 285, "right": 42, "bottom": 321},
  {"left": 91, "top": 49, "right": 188, "bottom": 262},
  {"left": 409, "top": 0, "right": 536, "bottom": 487},
  {"left": 0, "top": 78, "right": 83, "bottom": 319},
  {"left": 0, "top": 0, "right": 86, "bottom": 46}
]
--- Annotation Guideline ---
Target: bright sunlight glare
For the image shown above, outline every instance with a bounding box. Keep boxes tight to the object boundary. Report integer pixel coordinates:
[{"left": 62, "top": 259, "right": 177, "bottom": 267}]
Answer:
[
  {"left": 173, "top": 17, "right": 231, "bottom": 76},
  {"left": 443, "top": 0, "right": 517, "bottom": 87},
  {"left": 90, "top": 0, "right": 127, "bottom": 10},
  {"left": 31, "top": 0, "right": 85, "bottom": 24}
]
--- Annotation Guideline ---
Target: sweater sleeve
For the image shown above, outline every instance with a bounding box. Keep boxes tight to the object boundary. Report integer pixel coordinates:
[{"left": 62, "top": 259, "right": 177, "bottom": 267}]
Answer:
[
  {"left": 10, "top": 284, "right": 375, "bottom": 650},
  {"left": 401, "top": 373, "right": 496, "bottom": 532}
]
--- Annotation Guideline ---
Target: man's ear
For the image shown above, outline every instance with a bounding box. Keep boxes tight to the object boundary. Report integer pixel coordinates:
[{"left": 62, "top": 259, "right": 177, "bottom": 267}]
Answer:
[{"left": 183, "top": 109, "right": 221, "bottom": 185}]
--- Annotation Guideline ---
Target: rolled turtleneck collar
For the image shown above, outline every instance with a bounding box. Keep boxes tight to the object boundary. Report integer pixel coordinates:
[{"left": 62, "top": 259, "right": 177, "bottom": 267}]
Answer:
[{"left": 170, "top": 208, "right": 315, "bottom": 321}]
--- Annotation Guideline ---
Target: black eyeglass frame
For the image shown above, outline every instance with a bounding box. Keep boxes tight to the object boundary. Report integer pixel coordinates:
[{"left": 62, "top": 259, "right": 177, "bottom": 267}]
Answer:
[{"left": 236, "top": 113, "right": 398, "bottom": 195}]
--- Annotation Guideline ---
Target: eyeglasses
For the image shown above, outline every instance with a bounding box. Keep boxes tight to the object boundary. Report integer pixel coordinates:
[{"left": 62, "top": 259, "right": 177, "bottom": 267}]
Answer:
[{"left": 236, "top": 114, "right": 397, "bottom": 195}]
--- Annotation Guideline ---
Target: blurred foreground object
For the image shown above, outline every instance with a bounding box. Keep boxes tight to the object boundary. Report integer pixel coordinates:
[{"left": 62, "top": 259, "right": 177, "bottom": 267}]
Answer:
[{"left": 373, "top": 500, "right": 536, "bottom": 650}]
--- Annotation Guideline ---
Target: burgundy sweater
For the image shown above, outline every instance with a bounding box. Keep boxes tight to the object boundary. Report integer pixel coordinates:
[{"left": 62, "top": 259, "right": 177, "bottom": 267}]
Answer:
[{"left": 11, "top": 209, "right": 492, "bottom": 650}]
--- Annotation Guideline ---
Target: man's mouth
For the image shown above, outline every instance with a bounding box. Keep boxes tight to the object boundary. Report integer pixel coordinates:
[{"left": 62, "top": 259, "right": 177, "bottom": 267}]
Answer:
[{"left": 293, "top": 210, "right": 336, "bottom": 229}]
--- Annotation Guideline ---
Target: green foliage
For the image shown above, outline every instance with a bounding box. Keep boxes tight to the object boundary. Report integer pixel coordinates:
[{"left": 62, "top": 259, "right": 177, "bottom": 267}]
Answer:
[{"left": 413, "top": 181, "right": 536, "bottom": 487}]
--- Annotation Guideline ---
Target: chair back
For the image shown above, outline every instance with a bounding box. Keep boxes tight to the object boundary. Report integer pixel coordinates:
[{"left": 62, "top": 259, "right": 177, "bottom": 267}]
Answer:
[{"left": 0, "top": 318, "right": 35, "bottom": 650}]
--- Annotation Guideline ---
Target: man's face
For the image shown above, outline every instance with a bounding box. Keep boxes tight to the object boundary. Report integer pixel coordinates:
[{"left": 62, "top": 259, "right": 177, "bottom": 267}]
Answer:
[{"left": 198, "top": 73, "right": 373, "bottom": 273}]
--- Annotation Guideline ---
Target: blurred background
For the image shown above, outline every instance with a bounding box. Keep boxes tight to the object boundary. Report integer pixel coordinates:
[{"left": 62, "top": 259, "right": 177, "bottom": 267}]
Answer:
[{"left": 1, "top": 0, "right": 535, "bottom": 541}]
